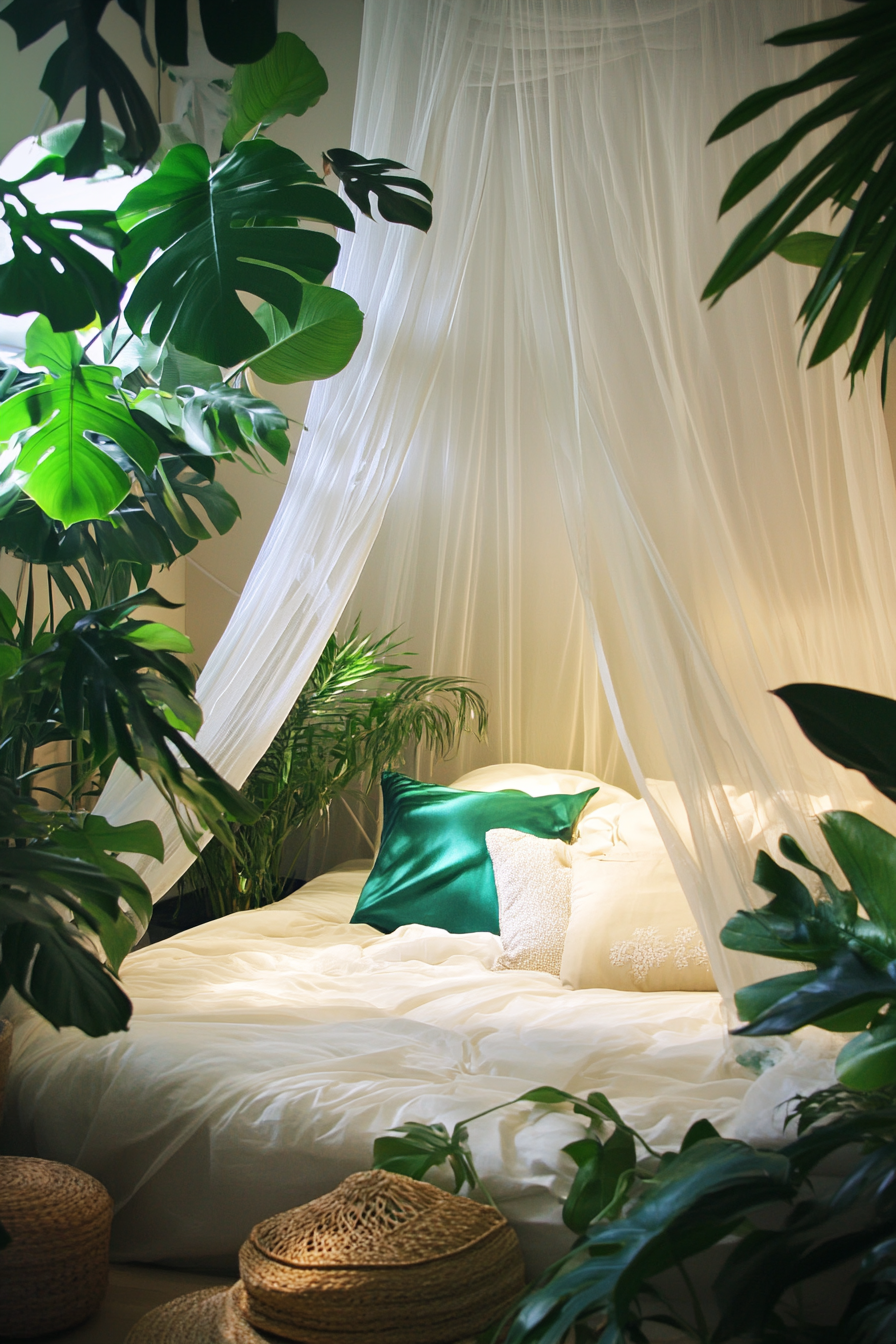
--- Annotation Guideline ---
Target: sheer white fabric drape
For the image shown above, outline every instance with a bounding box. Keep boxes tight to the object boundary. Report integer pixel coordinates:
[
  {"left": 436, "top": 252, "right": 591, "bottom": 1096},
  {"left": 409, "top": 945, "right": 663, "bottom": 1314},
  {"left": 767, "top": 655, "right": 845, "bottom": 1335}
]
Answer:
[{"left": 100, "top": 0, "right": 896, "bottom": 1003}]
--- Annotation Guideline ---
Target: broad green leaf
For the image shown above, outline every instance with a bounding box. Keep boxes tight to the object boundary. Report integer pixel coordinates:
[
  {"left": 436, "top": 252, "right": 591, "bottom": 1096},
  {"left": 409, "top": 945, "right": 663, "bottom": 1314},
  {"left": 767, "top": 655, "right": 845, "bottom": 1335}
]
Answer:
[
  {"left": 752, "top": 848, "right": 815, "bottom": 918},
  {"left": 504, "top": 1140, "right": 793, "bottom": 1344},
  {"left": 0, "top": 363, "right": 159, "bottom": 525},
  {"left": 125, "top": 622, "right": 194, "bottom": 655},
  {"left": 735, "top": 969, "right": 816, "bottom": 1023},
  {"left": 735, "top": 950, "right": 896, "bottom": 1038},
  {"left": 246, "top": 290, "right": 364, "bottom": 384},
  {"left": 820, "top": 810, "right": 896, "bottom": 928},
  {"left": 118, "top": 140, "right": 355, "bottom": 367},
  {"left": 324, "top": 148, "right": 433, "bottom": 232},
  {"left": 25, "top": 316, "right": 82, "bottom": 376},
  {"left": 223, "top": 33, "right": 328, "bottom": 150},
  {"left": 0, "top": 919, "right": 131, "bottom": 1035},
  {"left": 81, "top": 814, "right": 164, "bottom": 863},
  {"left": 0, "top": 646, "right": 20, "bottom": 681},
  {"left": 775, "top": 685, "right": 896, "bottom": 803},
  {"left": 0, "top": 156, "right": 126, "bottom": 329},
  {"left": 836, "top": 1019, "right": 896, "bottom": 1091}
]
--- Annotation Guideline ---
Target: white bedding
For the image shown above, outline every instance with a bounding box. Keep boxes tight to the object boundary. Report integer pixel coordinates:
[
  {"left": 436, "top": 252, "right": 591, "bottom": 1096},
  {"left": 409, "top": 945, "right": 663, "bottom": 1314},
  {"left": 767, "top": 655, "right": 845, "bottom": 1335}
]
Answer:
[{"left": 1, "top": 862, "right": 837, "bottom": 1277}]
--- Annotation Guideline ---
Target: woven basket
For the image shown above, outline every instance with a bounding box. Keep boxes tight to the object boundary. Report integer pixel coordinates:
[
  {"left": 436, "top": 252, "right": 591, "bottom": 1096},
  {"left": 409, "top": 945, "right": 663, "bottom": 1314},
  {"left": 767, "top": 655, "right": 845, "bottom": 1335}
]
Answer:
[
  {"left": 0, "top": 1017, "right": 11, "bottom": 1124},
  {"left": 0, "top": 1156, "right": 114, "bottom": 1338},
  {"left": 237, "top": 1169, "right": 526, "bottom": 1344}
]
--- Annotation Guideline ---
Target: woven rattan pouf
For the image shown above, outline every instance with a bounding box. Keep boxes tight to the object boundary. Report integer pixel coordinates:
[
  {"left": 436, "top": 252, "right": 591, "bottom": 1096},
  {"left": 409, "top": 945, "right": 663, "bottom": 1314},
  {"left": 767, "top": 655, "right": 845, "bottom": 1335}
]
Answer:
[
  {"left": 234, "top": 1169, "right": 525, "bottom": 1344},
  {"left": 0, "top": 1156, "right": 114, "bottom": 1338}
]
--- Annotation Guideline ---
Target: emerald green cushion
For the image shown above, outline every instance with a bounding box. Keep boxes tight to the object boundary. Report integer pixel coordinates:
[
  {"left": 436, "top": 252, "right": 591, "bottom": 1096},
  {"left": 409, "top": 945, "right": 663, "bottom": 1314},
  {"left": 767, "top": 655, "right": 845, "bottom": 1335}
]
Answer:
[{"left": 351, "top": 771, "right": 599, "bottom": 936}]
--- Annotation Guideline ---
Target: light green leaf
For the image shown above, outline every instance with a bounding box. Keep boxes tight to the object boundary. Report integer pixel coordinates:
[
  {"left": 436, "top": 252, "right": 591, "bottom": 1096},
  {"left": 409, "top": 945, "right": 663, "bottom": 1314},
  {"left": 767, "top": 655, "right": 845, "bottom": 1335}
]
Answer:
[
  {"left": 118, "top": 140, "right": 355, "bottom": 367},
  {"left": 247, "top": 289, "right": 363, "bottom": 384},
  {"left": 124, "top": 622, "right": 194, "bottom": 655},
  {"left": 774, "top": 232, "right": 838, "bottom": 268},
  {"left": 0, "top": 365, "right": 159, "bottom": 525},
  {"left": 81, "top": 814, "right": 164, "bottom": 863},
  {"left": 0, "top": 646, "right": 20, "bottom": 680},
  {"left": 178, "top": 384, "right": 291, "bottom": 465},
  {"left": 223, "top": 34, "right": 328, "bottom": 151},
  {"left": 836, "top": 1020, "right": 896, "bottom": 1091},
  {"left": 24, "top": 316, "right": 82, "bottom": 376}
]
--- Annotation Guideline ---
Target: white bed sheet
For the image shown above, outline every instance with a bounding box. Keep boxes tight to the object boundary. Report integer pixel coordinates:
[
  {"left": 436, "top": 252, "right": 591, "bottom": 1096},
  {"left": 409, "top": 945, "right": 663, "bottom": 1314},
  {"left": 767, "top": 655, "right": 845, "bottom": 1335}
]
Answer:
[{"left": 1, "top": 863, "right": 837, "bottom": 1276}]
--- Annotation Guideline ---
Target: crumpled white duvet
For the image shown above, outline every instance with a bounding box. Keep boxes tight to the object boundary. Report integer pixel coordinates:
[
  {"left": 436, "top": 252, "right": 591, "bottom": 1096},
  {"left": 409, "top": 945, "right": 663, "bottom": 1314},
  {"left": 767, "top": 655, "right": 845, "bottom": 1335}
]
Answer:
[{"left": 1, "top": 863, "right": 837, "bottom": 1276}]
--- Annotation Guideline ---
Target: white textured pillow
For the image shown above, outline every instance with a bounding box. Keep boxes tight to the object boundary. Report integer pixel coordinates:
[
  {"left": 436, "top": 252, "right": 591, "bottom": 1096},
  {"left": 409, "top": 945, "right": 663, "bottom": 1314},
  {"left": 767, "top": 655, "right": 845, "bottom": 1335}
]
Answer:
[
  {"left": 452, "top": 763, "right": 636, "bottom": 855},
  {"left": 560, "top": 847, "right": 715, "bottom": 992},
  {"left": 485, "top": 828, "right": 572, "bottom": 975}
]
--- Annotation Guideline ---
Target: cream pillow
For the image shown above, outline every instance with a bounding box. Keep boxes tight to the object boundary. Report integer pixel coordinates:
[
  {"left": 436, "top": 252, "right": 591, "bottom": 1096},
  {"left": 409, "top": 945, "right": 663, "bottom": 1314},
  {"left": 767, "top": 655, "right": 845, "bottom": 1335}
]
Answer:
[
  {"left": 560, "top": 846, "right": 716, "bottom": 992},
  {"left": 452, "top": 763, "right": 636, "bottom": 855},
  {"left": 485, "top": 828, "right": 571, "bottom": 975}
]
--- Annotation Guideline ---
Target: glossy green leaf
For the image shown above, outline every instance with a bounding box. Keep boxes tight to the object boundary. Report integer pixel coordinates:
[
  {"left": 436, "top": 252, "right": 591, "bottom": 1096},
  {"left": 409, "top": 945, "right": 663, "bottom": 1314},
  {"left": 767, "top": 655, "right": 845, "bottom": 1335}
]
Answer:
[
  {"left": 735, "top": 969, "right": 817, "bottom": 1024},
  {"left": 223, "top": 33, "right": 328, "bottom": 150},
  {"left": 246, "top": 289, "right": 364, "bottom": 384},
  {"left": 324, "top": 148, "right": 433, "bottom": 232},
  {"left": 0, "top": 360, "right": 158, "bottom": 525},
  {"left": 774, "top": 683, "right": 896, "bottom": 803},
  {"left": 836, "top": 1019, "right": 896, "bottom": 1091},
  {"left": 124, "top": 622, "right": 193, "bottom": 654},
  {"left": 820, "top": 810, "right": 896, "bottom": 928},
  {"left": 503, "top": 1140, "right": 793, "bottom": 1344},
  {"left": 24, "top": 316, "right": 82, "bottom": 376},
  {"left": 118, "top": 140, "right": 354, "bottom": 367},
  {"left": 0, "top": 155, "right": 126, "bottom": 329},
  {"left": 735, "top": 949, "right": 896, "bottom": 1038}
]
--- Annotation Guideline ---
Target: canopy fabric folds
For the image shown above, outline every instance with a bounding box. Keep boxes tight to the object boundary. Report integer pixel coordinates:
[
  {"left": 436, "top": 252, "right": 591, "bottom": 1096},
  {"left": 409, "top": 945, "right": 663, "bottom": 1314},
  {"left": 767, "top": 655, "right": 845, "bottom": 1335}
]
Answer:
[{"left": 99, "top": 0, "right": 896, "bottom": 1002}]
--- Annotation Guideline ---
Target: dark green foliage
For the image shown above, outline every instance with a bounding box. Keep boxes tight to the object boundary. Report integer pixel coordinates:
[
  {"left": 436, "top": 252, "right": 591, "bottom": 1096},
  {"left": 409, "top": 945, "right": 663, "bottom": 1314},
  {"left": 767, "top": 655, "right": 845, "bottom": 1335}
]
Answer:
[
  {"left": 0, "top": 155, "right": 127, "bottom": 331},
  {"left": 0, "top": 0, "right": 278, "bottom": 177},
  {"left": 774, "top": 683, "right": 896, "bottom": 805},
  {"left": 703, "top": 0, "right": 896, "bottom": 399},
  {"left": 196, "top": 622, "right": 487, "bottom": 916},
  {"left": 324, "top": 149, "right": 434, "bottom": 233},
  {"left": 117, "top": 140, "right": 354, "bottom": 367}
]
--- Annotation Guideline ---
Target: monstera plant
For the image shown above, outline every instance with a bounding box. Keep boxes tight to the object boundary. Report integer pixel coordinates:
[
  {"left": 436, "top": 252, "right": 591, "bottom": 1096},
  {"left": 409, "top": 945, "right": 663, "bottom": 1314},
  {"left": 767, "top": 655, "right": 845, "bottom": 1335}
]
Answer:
[{"left": 0, "top": 8, "right": 433, "bottom": 1041}]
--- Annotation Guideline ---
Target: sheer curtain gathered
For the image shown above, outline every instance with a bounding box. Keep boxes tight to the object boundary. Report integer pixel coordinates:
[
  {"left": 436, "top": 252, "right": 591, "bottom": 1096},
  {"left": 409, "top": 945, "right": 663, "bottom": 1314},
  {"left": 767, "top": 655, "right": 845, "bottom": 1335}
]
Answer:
[{"left": 99, "top": 0, "right": 896, "bottom": 1002}]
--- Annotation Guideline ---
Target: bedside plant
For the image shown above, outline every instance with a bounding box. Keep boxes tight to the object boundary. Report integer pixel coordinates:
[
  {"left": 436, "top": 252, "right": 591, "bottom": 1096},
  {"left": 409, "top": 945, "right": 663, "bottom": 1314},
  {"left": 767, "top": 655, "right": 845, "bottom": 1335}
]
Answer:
[{"left": 195, "top": 622, "right": 488, "bottom": 917}]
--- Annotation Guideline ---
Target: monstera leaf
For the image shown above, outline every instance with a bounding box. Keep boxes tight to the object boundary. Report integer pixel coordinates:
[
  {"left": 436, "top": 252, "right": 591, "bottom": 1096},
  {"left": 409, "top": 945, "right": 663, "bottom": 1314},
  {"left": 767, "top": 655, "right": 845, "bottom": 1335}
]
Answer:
[
  {"left": 0, "top": 320, "right": 158, "bottom": 526},
  {"left": 0, "top": 0, "right": 278, "bottom": 177},
  {"left": 0, "top": 154, "right": 126, "bottom": 330},
  {"left": 245, "top": 290, "right": 363, "bottom": 384},
  {"left": 117, "top": 140, "right": 355, "bottom": 366},
  {"left": 323, "top": 149, "right": 433, "bottom": 232},
  {"left": 223, "top": 33, "right": 328, "bottom": 150}
]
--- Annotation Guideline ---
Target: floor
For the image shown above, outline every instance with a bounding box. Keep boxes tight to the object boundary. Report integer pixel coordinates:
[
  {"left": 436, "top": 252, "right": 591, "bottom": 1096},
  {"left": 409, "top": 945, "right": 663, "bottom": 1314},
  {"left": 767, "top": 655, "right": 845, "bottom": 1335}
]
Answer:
[{"left": 6, "top": 1265, "right": 234, "bottom": 1344}]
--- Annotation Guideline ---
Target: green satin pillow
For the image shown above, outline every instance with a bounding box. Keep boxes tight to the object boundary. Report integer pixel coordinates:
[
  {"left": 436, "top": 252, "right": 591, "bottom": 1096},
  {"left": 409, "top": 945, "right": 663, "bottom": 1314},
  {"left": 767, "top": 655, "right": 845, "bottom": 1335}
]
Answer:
[{"left": 351, "top": 771, "right": 599, "bottom": 936}]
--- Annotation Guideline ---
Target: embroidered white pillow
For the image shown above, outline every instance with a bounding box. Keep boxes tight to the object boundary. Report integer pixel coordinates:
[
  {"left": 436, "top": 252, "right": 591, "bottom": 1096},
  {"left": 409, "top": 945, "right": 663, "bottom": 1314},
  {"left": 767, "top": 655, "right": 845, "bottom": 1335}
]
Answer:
[
  {"left": 485, "top": 828, "right": 572, "bottom": 975},
  {"left": 560, "top": 847, "right": 715, "bottom": 992}
]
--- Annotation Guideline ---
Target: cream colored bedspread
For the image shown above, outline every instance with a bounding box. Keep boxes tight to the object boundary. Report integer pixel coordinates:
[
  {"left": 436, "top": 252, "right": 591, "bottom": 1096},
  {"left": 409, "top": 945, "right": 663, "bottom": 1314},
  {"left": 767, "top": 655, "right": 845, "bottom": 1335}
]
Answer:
[{"left": 1, "top": 863, "right": 836, "bottom": 1276}]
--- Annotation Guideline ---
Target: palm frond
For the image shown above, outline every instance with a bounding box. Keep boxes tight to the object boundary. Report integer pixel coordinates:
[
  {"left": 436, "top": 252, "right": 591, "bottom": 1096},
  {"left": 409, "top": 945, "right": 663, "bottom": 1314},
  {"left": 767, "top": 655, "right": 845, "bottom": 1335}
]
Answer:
[
  {"left": 703, "top": 0, "right": 896, "bottom": 399},
  {"left": 194, "top": 622, "right": 487, "bottom": 915}
]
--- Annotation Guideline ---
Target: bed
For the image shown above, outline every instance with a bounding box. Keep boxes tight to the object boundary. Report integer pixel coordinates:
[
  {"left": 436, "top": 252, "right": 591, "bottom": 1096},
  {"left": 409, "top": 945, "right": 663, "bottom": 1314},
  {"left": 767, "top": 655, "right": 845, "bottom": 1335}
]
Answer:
[{"left": 0, "top": 767, "right": 839, "bottom": 1279}]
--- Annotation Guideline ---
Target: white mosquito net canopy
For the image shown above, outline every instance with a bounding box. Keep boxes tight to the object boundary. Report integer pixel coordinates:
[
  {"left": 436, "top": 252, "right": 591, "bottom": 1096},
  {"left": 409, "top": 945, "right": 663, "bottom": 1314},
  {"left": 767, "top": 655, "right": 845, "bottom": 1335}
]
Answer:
[{"left": 98, "top": 0, "right": 896, "bottom": 1004}]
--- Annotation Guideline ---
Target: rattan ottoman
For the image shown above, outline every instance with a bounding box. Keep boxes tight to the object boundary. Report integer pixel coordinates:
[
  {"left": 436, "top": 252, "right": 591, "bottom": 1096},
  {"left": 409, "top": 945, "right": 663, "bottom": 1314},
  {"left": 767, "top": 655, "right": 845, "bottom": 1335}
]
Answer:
[
  {"left": 0, "top": 1156, "right": 114, "bottom": 1338},
  {"left": 126, "top": 1169, "right": 525, "bottom": 1344}
]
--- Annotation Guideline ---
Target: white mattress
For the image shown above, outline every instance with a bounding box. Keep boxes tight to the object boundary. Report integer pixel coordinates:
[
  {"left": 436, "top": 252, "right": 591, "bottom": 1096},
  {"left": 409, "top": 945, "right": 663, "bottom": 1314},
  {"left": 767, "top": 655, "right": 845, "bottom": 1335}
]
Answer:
[{"left": 1, "top": 862, "right": 837, "bottom": 1276}]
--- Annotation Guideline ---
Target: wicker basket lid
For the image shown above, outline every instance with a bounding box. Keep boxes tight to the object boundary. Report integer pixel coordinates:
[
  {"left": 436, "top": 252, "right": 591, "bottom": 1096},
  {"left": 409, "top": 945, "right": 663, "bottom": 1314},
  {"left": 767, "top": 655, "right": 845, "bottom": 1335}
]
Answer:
[
  {"left": 248, "top": 1169, "right": 506, "bottom": 1270},
  {"left": 0, "top": 1157, "right": 112, "bottom": 1232}
]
